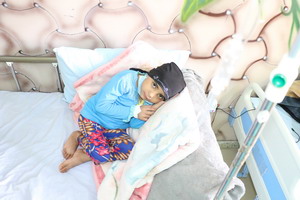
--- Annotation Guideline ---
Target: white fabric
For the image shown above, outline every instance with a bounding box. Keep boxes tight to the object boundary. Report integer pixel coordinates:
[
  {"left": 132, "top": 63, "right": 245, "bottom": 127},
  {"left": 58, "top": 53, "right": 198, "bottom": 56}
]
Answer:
[
  {"left": 54, "top": 41, "right": 190, "bottom": 104},
  {"left": 0, "top": 91, "right": 97, "bottom": 200},
  {"left": 133, "top": 105, "right": 141, "bottom": 118}
]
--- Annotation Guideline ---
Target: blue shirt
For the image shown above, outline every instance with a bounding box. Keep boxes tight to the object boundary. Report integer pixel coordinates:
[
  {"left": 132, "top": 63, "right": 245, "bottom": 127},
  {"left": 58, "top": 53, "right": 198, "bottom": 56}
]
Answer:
[{"left": 80, "top": 70, "right": 150, "bottom": 129}]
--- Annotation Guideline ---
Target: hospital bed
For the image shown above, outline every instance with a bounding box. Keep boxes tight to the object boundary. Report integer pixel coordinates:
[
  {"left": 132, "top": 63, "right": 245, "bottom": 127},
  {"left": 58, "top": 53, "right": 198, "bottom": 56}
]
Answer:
[
  {"left": 0, "top": 0, "right": 294, "bottom": 199},
  {"left": 231, "top": 83, "right": 300, "bottom": 200},
  {"left": 0, "top": 44, "right": 245, "bottom": 200}
]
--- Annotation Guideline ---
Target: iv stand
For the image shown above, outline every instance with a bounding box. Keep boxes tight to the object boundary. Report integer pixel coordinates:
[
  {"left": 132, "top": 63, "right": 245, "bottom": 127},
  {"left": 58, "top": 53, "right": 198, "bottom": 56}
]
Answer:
[{"left": 214, "top": 32, "right": 300, "bottom": 199}]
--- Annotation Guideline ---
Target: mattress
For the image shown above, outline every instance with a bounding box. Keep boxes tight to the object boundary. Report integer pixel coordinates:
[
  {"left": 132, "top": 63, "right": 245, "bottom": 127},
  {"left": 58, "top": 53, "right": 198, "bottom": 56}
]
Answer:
[{"left": 0, "top": 91, "right": 97, "bottom": 200}]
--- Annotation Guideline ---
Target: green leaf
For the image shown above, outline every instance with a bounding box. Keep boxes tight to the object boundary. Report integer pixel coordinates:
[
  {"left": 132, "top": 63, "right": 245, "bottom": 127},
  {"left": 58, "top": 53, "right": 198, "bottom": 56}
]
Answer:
[
  {"left": 181, "top": 0, "right": 216, "bottom": 22},
  {"left": 284, "top": 0, "right": 300, "bottom": 49}
]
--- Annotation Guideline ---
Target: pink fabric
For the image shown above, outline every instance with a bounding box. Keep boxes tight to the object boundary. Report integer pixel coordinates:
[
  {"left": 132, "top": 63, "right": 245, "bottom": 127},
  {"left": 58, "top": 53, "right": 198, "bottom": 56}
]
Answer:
[
  {"left": 92, "top": 165, "right": 152, "bottom": 200},
  {"left": 92, "top": 165, "right": 105, "bottom": 188},
  {"left": 70, "top": 41, "right": 156, "bottom": 199},
  {"left": 69, "top": 45, "right": 133, "bottom": 114}
]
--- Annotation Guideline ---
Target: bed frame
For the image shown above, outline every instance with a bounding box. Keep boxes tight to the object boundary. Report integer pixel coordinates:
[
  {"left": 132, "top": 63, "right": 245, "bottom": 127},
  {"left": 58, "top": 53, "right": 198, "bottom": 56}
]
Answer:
[{"left": 231, "top": 83, "right": 300, "bottom": 199}]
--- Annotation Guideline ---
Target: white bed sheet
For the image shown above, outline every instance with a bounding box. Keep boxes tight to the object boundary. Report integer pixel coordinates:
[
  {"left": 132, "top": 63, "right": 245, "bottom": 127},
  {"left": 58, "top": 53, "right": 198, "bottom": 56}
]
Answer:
[{"left": 0, "top": 91, "right": 97, "bottom": 200}]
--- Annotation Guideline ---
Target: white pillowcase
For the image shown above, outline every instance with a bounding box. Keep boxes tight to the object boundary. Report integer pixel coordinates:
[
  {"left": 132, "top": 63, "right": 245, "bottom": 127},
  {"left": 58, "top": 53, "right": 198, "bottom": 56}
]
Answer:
[
  {"left": 54, "top": 47, "right": 125, "bottom": 103},
  {"left": 54, "top": 42, "right": 190, "bottom": 103}
]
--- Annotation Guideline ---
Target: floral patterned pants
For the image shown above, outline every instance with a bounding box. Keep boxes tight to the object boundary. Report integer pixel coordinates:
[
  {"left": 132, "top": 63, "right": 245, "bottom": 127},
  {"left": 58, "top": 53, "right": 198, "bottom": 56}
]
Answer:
[{"left": 77, "top": 114, "right": 135, "bottom": 164}]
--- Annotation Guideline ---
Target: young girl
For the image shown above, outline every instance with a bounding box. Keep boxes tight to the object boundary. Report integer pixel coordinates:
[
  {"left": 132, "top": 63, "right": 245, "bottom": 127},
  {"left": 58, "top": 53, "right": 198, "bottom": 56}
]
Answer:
[{"left": 59, "top": 62, "right": 186, "bottom": 173}]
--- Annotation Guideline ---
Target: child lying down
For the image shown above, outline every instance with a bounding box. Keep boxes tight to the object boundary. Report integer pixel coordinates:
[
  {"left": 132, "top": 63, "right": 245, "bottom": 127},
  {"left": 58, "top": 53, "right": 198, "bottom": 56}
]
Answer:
[{"left": 59, "top": 62, "right": 186, "bottom": 173}]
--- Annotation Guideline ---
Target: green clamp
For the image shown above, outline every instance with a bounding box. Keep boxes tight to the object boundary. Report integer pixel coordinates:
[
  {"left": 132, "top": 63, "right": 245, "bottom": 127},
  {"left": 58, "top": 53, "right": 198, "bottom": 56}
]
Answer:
[{"left": 272, "top": 74, "right": 286, "bottom": 88}]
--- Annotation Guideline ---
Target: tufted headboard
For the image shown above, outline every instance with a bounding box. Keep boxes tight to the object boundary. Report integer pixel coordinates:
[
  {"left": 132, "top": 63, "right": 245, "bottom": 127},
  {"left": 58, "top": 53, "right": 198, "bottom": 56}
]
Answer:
[{"left": 0, "top": 0, "right": 297, "bottom": 134}]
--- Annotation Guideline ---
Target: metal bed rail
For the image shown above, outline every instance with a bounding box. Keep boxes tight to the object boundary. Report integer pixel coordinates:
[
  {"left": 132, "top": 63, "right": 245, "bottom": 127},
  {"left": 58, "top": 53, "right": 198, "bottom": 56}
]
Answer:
[
  {"left": 0, "top": 56, "right": 57, "bottom": 63},
  {"left": 0, "top": 56, "right": 62, "bottom": 92}
]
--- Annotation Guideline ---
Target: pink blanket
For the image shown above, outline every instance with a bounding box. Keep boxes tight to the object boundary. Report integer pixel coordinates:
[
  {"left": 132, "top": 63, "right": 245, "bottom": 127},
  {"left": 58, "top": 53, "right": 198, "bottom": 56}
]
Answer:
[{"left": 69, "top": 41, "right": 200, "bottom": 200}]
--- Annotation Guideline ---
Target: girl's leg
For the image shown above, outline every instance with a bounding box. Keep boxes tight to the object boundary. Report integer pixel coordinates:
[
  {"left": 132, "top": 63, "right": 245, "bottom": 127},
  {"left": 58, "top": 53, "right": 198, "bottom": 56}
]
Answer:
[
  {"left": 59, "top": 149, "right": 91, "bottom": 173},
  {"left": 104, "top": 130, "right": 135, "bottom": 161},
  {"left": 77, "top": 115, "right": 113, "bottom": 164},
  {"left": 69, "top": 115, "right": 135, "bottom": 165},
  {"left": 78, "top": 124, "right": 135, "bottom": 163},
  {"left": 62, "top": 130, "right": 81, "bottom": 159},
  {"left": 78, "top": 131, "right": 112, "bottom": 163}
]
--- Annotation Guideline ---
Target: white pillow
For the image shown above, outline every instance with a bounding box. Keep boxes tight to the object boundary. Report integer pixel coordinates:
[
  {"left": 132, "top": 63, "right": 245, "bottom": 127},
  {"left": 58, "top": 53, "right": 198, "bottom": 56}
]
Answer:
[
  {"left": 54, "top": 42, "right": 190, "bottom": 103},
  {"left": 54, "top": 47, "right": 125, "bottom": 103}
]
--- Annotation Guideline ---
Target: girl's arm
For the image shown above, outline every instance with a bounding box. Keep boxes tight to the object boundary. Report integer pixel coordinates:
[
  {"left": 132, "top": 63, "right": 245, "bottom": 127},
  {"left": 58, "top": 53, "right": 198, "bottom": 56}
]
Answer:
[
  {"left": 130, "top": 101, "right": 165, "bottom": 128},
  {"left": 94, "top": 72, "right": 136, "bottom": 122},
  {"left": 129, "top": 117, "right": 145, "bottom": 129}
]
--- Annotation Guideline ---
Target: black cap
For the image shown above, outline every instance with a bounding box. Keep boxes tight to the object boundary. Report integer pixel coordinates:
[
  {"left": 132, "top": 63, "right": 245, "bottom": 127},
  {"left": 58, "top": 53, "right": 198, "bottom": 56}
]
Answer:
[{"left": 148, "top": 62, "right": 186, "bottom": 100}]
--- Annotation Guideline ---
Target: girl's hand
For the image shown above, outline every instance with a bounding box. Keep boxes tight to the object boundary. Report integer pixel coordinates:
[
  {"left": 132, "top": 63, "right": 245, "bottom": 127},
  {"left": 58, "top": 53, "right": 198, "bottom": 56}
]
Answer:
[
  {"left": 138, "top": 101, "right": 165, "bottom": 121},
  {"left": 152, "top": 101, "right": 164, "bottom": 110}
]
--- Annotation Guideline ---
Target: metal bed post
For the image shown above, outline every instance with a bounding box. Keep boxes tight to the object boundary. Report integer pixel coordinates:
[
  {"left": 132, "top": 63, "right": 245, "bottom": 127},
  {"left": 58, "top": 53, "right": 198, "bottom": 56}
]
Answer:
[
  {"left": 52, "top": 62, "right": 63, "bottom": 92},
  {"left": 6, "top": 62, "right": 21, "bottom": 91}
]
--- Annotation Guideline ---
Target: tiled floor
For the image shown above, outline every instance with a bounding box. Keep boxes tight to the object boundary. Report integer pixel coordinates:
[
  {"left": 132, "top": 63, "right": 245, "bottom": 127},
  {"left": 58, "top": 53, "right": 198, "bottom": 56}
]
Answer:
[{"left": 221, "top": 148, "right": 257, "bottom": 200}]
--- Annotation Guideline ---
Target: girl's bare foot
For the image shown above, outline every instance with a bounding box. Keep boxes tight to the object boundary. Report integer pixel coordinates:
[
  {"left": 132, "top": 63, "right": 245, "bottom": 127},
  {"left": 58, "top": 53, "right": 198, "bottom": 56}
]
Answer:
[
  {"left": 62, "top": 131, "right": 81, "bottom": 159},
  {"left": 59, "top": 149, "right": 91, "bottom": 173}
]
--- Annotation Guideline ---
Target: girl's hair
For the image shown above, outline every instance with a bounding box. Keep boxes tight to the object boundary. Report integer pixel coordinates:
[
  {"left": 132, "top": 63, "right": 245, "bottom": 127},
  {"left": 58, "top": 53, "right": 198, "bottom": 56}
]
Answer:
[{"left": 129, "top": 68, "right": 148, "bottom": 74}]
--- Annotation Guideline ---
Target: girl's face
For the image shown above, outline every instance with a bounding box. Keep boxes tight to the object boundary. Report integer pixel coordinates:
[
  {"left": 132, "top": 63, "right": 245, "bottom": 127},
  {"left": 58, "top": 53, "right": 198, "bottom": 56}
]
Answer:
[{"left": 140, "top": 76, "right": 166, "bottom": 104}]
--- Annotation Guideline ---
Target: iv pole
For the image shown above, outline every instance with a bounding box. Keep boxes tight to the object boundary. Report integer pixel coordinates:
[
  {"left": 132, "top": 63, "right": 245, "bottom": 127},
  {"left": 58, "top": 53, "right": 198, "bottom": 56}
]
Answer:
[{"left": 214, "top": 32, "right": 300, "bottom": 199}]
